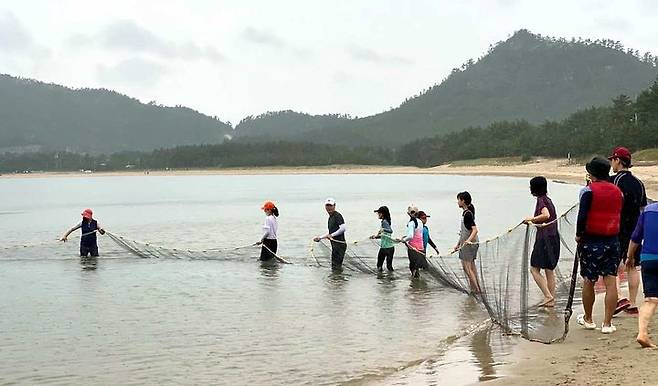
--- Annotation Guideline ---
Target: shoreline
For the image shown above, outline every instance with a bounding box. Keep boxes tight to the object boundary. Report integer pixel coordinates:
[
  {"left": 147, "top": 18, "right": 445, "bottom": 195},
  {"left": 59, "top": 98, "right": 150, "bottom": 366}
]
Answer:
[
  {"left": 490, "top": 293, "right": 658, "bottom": 386},
  {"left": 3, "top": 159, "right": 657, "bottom": 198}
]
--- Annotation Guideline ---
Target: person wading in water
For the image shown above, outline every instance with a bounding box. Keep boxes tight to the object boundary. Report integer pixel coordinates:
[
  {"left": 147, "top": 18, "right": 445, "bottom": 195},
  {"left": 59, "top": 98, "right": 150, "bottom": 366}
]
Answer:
[
  {"left": 60, "top": 208, "right": 105, "bottom": 257},
  {"left": 454, "top": 192, "right": 480, "bottom": 294},
  {"left": 371, "top": 206, "right": 395, "bottom": 272},
  {"left": 399, "top": 205, "right": 426, "bottom": 278},
  {"left": 314, "top": 198, "right": 347, "bottom": 271},
  {"left": 256, "top": 201, "right": 279, "bottom": 262}
]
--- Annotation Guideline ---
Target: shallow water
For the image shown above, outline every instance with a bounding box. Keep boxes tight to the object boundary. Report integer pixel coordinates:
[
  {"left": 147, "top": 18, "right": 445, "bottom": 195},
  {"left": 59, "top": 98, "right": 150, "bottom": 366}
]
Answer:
[{"left": 0, "top": 174, "right": 580, "bottom": 385}]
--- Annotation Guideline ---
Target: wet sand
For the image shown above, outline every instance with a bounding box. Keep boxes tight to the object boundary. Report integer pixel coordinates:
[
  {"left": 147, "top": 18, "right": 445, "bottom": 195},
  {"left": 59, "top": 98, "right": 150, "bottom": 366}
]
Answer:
[{"left": 491, "top": 295, "right": 658, "bottom": 386}]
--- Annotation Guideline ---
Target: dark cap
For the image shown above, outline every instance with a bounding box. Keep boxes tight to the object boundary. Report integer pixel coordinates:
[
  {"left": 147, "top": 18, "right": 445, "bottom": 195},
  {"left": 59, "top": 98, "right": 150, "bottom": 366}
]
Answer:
[
  {"left": 608, "top": 147, "right": 632, "bottom": 165},
  {"left": 586, "top": 157, "right": 611, "bottom": 180},
  {"left": 374, "top": 206, "right": 388, "bottom": 213},
  {"left": 417, "top": 211, "right": 430, "bottom": 219}
]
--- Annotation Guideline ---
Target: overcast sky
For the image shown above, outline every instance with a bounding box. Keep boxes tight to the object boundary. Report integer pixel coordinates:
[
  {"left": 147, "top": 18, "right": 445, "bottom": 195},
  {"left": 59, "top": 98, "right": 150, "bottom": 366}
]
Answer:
[{"left": 1, "top": 0, "right": 657, "bottom": 125}]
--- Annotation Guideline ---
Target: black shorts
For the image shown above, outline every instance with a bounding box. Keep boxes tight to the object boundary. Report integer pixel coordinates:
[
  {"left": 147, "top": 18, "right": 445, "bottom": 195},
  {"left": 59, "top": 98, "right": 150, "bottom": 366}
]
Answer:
[
  {"left": 579, "top": 239, "right": 620, "bottom": 282},
  {"left": 642, "top": 261, "right": 658, "bottom": 298},
  {"left": 531, "top": 235, "right": 560, "bottom": 270},
  {"left": 619, "top": 232, "right": 640, "bottom": 267},
  {"left": 80, "top": 244, "right": 99, "bottom": 257}
]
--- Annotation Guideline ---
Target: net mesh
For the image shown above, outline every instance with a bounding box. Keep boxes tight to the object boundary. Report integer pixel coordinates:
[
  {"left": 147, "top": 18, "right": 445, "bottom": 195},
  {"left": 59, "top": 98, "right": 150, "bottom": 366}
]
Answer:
[{"left": 1, "top": 205, "right": 580, "bottom": 344}]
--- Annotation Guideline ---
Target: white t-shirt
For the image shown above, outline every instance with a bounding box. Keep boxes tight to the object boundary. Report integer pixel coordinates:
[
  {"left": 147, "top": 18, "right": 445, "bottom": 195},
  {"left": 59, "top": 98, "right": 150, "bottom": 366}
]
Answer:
[{"left": 263, "top": 215, "right": 278, "bottom": 240}]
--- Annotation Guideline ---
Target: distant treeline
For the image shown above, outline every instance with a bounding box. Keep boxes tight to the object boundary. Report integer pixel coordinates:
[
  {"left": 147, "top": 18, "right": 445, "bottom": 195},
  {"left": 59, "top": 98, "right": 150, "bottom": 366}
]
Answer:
[
  {"left": 0, "top": 142, "right": 392, "bottom": 172},
  {"left": 2, "top": 78, "right": 658, "bottom": 172},
  {"left": 398, "top": 77, "right": 658, "bottom": 166}
]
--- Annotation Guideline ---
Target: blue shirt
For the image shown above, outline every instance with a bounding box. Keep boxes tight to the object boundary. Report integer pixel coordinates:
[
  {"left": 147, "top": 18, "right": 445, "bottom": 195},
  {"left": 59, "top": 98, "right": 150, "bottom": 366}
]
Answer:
[
  {"left": 631, "top": 203, "right": 658, "bottom": 264},
  {"left": 422, "top": 225, "right": 437, "bottom": 252}
]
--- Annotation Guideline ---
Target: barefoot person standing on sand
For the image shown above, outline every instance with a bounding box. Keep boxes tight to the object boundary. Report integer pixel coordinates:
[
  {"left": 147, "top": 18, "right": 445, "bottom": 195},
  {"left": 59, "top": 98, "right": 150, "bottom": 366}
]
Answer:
[
  {"left": 523, "top": 176, "right": 560, "bottom": 307},
  {"left": 608, "top": 147, "right": 648, "bottom": 316},
  {"left": 628, "top": 201, "right": 658, "bottom": 347},
  {"left": 576, "top": 157, "right": 624, "bottom": 334},
  {"left": 313, "top": 198, "right": 347, "bottom": 271}
]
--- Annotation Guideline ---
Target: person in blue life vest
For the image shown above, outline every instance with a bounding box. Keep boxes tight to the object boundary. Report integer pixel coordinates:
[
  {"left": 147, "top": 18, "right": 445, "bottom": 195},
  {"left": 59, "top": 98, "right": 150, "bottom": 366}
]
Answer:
[
  {"left": 627, "top": 201, "right": 658, "bottom": 348},
  {"left": 61, "top": 208, "right": 105, "bottom": 257}
]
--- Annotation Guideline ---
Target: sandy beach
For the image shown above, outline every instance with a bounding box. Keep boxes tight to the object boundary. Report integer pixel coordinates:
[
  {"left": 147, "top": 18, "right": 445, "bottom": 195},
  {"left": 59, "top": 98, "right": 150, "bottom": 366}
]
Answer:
[
  {"left": 491, "top": 294, "right": 658, "bottom": 386},
  {"left": 3, "top": 158, "right": 657, "bottom": 198}
]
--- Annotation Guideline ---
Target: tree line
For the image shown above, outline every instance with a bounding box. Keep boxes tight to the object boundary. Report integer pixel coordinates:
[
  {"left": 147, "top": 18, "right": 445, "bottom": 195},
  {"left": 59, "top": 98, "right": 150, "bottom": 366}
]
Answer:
[
  {"left": 2, "top": 77, "right": 658, "bottom": 173},
  {"left": 398, "top": 77, "right": 658, "bottom": 166}
]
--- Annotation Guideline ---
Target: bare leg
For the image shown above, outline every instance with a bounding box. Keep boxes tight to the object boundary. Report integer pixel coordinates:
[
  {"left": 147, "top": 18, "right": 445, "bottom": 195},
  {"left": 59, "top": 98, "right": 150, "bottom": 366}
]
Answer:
[
  {"left": 462, "top": 260, "right": 479, "bottom": 293},
  {"left": 546, "top": 269, "right": 556, "bottom": 299},
  {"left": 582, "top": 279, "right": 595, "bottom": 323},
  {"left": 468, "top": 261, "right": 481, "bottom": 293},
  {"left": 628, "top": 267, "right": 641, "bottom": 307},
  {"left": 638, "top": 298, "right": 658, "bottom": 348},
  {"left": 530, "top": 266, "right": 552, "bottom": 303},
  {"left": 603, "top": 275, "right": 618, "bottom": 327}
]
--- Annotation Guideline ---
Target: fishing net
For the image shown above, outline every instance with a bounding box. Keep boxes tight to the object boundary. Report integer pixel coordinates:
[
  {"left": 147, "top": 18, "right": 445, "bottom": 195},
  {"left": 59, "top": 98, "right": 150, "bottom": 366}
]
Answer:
[
  {"left": 1, "top": 205, "right": 580, "bottom": 344},
  {"left": 426, "top": 204, "right": 580, "bottom": 343},
  {"left": 313, "top": 204, "right": 580, "bottom": 344},
  {"left": 309, "top": 239, "right": 378, "bottom": 273},
  {"left": 105, "top": 232, "right": 294, "bottom": 263}
]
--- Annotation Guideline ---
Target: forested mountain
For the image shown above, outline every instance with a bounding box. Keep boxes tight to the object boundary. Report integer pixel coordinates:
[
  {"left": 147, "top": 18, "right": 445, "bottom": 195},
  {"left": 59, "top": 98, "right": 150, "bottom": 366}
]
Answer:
[
  {"left": 0, "top": 75, "right": 233, "bottom": 153},
  {"left": 234, "top": 111, "right": 350, "bottom": 141},
  {"left": 237, "top": 30, "right": 658, "bottom": 146},
  {"left": 4, "top": 76, "right": 658, "bottom": 171},
  {"left": 398, "top": 77, "right": 658, "bottom": 166}
]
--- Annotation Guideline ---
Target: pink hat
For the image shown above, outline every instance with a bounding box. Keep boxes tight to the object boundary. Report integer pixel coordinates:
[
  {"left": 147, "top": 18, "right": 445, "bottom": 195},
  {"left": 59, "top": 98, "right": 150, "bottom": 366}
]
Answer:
[{"left": 81, "top": 208, "right": 93, "bottom": 219}]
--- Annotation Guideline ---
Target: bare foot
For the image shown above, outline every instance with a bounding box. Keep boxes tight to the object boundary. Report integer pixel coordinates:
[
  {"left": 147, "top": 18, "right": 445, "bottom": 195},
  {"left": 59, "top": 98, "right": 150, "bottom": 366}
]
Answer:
[
  {"left": 637, "top": 335, "right": 657, "bottom": 348},
  {"left": 539, "top": 297, "right": 555, "bottom": 307}
]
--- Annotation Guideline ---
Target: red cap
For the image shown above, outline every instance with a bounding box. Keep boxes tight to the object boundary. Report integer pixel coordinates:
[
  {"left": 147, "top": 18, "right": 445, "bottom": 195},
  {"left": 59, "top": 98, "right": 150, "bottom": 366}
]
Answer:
[
  {"left": 81, "top": 208, "right": 93, "bottom": 219},
  {"left": 418, "top": 211, "right": 430, "bottom": 219},
  {"left": 608, "top": 147, "right": 632, "bottom": 162},
  {"left": 261, "top": 201, "right": 276, "bottom": 211}
]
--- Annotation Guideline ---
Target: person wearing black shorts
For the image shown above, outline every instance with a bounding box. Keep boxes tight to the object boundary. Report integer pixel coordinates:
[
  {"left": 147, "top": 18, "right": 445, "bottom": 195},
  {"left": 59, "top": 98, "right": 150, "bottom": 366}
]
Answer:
[{"left": 609, "top": 147, "right": 648, "bottom": 315}]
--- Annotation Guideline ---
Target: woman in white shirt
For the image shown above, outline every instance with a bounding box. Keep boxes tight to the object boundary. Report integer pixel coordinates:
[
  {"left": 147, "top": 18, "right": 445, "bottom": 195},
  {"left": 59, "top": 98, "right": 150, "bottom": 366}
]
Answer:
[{"left": 257, "top": 201, "right": 279, "bottom": 261}]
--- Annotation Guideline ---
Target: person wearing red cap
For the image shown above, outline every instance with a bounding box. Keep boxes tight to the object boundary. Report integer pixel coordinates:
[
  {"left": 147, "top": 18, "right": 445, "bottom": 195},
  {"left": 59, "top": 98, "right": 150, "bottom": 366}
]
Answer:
[
  {"left": 609, "top": 147, "right": 648, "bottom": 315},
  {"left": 60, "top": 208, "right": 105, "bottom": 257},
  {"left": 256, "top": 201, "right": 279, "bottom": 261}
]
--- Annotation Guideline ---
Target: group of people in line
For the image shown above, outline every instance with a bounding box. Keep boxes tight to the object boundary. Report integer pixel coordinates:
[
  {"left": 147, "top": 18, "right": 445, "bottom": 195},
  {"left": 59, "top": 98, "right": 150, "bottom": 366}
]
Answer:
[
  {"left": 60, "top": 147, "right": 658, "bottom": 348},
  {"left": 573, "top": 148, "right": 653, "bottom": 347}
]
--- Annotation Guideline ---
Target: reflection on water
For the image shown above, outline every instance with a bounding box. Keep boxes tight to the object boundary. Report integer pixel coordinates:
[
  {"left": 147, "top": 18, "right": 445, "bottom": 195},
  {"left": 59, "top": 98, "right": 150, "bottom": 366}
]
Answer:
[{"left": 80, "top": 256, "right": 98, "bottom": 270}]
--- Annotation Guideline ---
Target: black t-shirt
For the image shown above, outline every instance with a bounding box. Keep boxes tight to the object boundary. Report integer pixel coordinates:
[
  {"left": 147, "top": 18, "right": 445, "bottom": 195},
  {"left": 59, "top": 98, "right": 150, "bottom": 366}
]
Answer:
[
  {"left": 463, "top": 210, "right": 476, "bottom": 230},
  {"left": 611, "top": 171, "right": 647, "bottom": 235},
  {"left": 328, "top": 211, "right": 346, "bottom": 241}
]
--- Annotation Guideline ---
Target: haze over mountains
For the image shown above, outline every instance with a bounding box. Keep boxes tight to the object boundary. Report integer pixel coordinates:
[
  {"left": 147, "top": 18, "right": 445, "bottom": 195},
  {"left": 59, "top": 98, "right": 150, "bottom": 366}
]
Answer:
[{"left": 1, "top": 29, "right": 657, "bottom": 153}]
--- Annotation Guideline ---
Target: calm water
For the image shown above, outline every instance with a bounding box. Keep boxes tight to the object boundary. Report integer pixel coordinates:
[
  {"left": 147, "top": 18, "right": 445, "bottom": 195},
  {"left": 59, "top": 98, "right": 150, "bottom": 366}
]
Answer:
[{"left": 0, "top": 174, "right": 580, "bottom": 385}]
